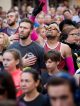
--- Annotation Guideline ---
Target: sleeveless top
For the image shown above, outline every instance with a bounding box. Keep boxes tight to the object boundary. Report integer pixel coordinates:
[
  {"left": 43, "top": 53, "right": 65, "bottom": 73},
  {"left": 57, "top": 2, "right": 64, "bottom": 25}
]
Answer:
[{"left": 44, "top": 42, "right": 66, "bottom": 70}]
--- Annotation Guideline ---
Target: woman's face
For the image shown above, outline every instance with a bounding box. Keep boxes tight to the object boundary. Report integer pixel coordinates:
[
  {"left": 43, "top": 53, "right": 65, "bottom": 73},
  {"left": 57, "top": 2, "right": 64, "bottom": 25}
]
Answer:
[
  {"left": 3, "top": 52, "right": 19, "bottom": 72},
  {"left": 20, "top": 72, "right": 39, "bottom": 94}
]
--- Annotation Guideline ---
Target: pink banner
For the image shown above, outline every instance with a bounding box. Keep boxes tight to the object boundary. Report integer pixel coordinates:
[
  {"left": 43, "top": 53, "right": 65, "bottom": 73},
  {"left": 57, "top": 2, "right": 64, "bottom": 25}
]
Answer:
[{"left": 39, "top": 0, "right": 48, "bottom": 14}]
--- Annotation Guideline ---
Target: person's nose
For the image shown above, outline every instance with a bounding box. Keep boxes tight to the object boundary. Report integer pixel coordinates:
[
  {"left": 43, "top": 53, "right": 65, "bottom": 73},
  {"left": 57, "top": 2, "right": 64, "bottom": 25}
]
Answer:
[{"left": 55, "top": 100, "right": 62, "bottom": 106}]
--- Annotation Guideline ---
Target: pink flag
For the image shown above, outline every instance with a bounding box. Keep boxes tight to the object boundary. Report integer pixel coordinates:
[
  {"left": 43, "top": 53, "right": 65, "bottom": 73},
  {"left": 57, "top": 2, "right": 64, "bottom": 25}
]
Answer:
[{"left": 39, "top": 0, "right": 48, "bottom": 14}]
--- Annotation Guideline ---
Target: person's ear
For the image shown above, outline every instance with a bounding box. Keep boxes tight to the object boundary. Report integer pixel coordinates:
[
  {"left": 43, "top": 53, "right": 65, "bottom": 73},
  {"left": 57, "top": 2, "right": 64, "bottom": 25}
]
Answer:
[
  {"left": 35, "top": 80, "right": 40, "bottom": 88},
  {"left": 16, "top": 59, "right": 19, "bottom": 66},
  {"left": 57, "top": 61, "right": 60, "bottom": 65}
]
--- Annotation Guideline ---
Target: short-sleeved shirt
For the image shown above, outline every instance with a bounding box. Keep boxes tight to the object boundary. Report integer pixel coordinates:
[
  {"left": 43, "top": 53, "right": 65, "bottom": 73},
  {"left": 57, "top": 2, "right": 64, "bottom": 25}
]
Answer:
[
  {"left": 8, "top": 41, "right": 45, "bottom": 72},
  {"left": 2, "top": 27, "right": 18, "bottom": 36},
  {"left": 18, "top": 94, "right": 49, "bottom": 106}
]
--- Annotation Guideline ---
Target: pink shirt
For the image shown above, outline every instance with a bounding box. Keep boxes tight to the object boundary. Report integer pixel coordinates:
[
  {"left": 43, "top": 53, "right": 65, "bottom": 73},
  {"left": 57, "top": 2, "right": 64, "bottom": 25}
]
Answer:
[{"left": 10, "top": 69, "right": 22, "bottom": 97}]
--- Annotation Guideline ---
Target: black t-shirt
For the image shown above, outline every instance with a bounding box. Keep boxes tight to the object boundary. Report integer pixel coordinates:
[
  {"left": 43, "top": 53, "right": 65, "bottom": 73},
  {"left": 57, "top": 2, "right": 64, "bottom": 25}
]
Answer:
[
  {"left": 8, "top": 41, "right": 45, "bottom": 72},
  {"left": 41, "top": 71, "right": 51, "bottom": 86},
  {"left": 18, "top": 94, "right": 49, "bottom": 106},
  {"left": 41, "top": 71, "right": 51, "bottom": 94}
]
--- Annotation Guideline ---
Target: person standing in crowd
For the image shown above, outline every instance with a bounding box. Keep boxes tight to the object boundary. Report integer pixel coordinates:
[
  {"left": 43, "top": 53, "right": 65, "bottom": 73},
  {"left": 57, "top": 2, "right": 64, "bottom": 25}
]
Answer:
[
  {"left": 59, "top": 19, "right": 77, "bottom": 32},
  {"left": 3, "top": 49, "right": 22, "bottom": 96},
  {"left": 0, "top": 71, "right": 16, "bottom": 100},
  {"left": 63, "top": 9, "right": 73, "bottom": 21},
  {"left": 0, "top": 71, "right": 26, "bottom": 106},
  {"left": 44, "top": 22, "right": 75, "bottom": 75},
  {"left": 41, "top": 50, "right": 60, "bottom": 88},
  {"left": 0, "top": 32, "right": 10, "bottom": 71},
  {"left": 36, "top": 25, "right": 47, "bottom": 46},
  {"left": 74, "top": 50, "right": 80, "bottom": 86},
  {"left": 60, "top": 26, "right": 79, "bottom": 71},
  {"left": 18, "top": 68, "right": 48, "bottom": 106},
  {"left": 7, "top": 2, "right": 45, "bottom": 43},
  {"left": 2, "top": 10, "right": 19, "bottom": 43},
  {"left": 8, "top": 18, "right": 45, "bottom": 73},
  {"left": 47, "top": 72, "right": 80, "bottom": 106}
]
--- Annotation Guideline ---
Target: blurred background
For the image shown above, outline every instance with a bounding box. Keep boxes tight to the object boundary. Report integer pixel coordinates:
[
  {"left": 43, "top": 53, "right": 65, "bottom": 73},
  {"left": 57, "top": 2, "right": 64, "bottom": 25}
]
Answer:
[{"left": 0, "top": 0, "right": 80, "bottom": 12}]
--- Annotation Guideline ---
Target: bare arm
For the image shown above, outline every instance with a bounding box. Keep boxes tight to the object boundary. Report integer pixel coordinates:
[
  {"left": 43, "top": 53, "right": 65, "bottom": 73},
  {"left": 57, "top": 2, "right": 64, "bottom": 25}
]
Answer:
[{"left": 62, "top": 44, "right": 75, "bottom": 75}]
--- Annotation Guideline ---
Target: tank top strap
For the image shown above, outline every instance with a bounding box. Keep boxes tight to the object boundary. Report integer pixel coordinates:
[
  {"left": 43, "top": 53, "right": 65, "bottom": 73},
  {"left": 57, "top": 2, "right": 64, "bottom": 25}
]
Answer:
[
  {"left": 44, "top": 41, "right": 50, "bottom": 52},
  {"left": 55, "top": 42, "right": 61, "bottom": 51}
]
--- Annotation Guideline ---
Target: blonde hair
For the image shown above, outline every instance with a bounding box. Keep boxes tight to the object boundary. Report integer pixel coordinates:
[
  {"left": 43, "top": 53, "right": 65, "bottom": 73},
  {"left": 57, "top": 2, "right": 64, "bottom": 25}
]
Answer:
[
  {"left": 0, "top": 32, "right": 10, "bottom": 49},
  {"left": 36, "top": 25, "right": 46, "bottom": 34}
]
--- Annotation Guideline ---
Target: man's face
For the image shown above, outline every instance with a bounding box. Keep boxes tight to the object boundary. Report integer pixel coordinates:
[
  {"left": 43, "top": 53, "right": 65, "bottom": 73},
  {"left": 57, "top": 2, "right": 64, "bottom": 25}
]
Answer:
[
  {"left": 19, "top": 22, "right": 32, "bottom": 40},
  {"left": 46, "top": 24, "right": 59, "bottom": 40},
  {"left": 64, "top": 11, "right": 72, "bottom": 20},
  {"left": 48, "top": 84, "right": 74, "bottom": 106},
  {"left": 7, "top": 12, "right": 16, "bottom": 26}
]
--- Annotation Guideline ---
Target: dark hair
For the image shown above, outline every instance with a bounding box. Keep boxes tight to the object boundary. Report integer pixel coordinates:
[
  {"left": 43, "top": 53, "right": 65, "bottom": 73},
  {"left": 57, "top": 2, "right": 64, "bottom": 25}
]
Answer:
[
  {"left": 59, "top": 19, "right": 77, "bottom": 31},
  {"left": 47, "top": 74, "right": 76, "bottom": 96},
  {"left": 22, "top": 68, "right": 42, "bottom": 92},
  {"left": 50, "top": 21, "right": 59, "bottom": 26},
  {"left": 7, "top": 9, "right": 15, "bottom": 14},
  {"left": 20, "top": 18, "right": 33, "bottom": 30},
  {"left": 0, "top": 71, "right": 16, "bottom": 100},
  {"left": 4, "top": 49, "right": 23, "bottom": 69},
  {"left": 60, "top": 26, "right": 76, "bottom": 42},
  {"left": 22, "top": 68, "right": 40, "bottom": 82},
  {"left": 47, "top": 72, "right": 80, "bottom": 105},
  {"left": 44, "top": 50, "right": 61, "bottom": 62},
  {"left": 63, "top": 9, "right": 71, "bottom": 15}
]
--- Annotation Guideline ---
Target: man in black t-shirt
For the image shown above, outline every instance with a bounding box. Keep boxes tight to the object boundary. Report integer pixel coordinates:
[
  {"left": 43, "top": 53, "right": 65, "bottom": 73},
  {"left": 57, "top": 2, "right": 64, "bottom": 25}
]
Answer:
[{"left": 8, "top": 18, "right": 45, "bottom": 72}]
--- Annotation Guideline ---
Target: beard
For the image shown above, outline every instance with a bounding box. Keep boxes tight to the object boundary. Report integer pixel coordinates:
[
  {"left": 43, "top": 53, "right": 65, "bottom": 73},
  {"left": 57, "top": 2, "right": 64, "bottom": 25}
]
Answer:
[
  {"left": 19, "top": 31, "right": 31, "bottom": 40},
  {"left": 46, "top": 34, "right": 56, "bottom": 40},
  {"left": 8, "top": 21, "right": 15, "bottom": 26}
]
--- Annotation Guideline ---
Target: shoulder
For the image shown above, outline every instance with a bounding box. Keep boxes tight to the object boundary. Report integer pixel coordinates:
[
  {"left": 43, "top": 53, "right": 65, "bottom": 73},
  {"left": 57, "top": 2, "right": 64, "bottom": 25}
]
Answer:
[
  {"left": 31, "top": 42, "right": 44, "bottom": 53},
  {"left": 60, "top": 43, "right": 72, "bottom": 57},
  {"left": 32, "top": 41, "right": 44, "bottom": 48},
  {"left": 41, "top": 71, "right": 48, "bottom": 77},
  {"left": 38, "top": 94, "right": 49, "bottom": 103},
  {"left": 17, "top": 94, "right": 25, "bottom": 102},
  {"left": 61, "top": 43, "right": 71, "bottom": 49},
  {"left": 8, "top": 42, "right": 20, "bottom": 49},
  {"left": 61, "top": 43, "right": 71, "bottom": 52},
  {"left": 17, "top": 94, "right": 26, "bottom": 106}
]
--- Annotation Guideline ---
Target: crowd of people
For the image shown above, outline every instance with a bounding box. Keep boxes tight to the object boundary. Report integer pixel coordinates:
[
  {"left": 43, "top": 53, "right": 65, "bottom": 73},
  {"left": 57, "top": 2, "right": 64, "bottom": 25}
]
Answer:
[{"left": 0, "top": 1, "right": 80, "bottom": 106}]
